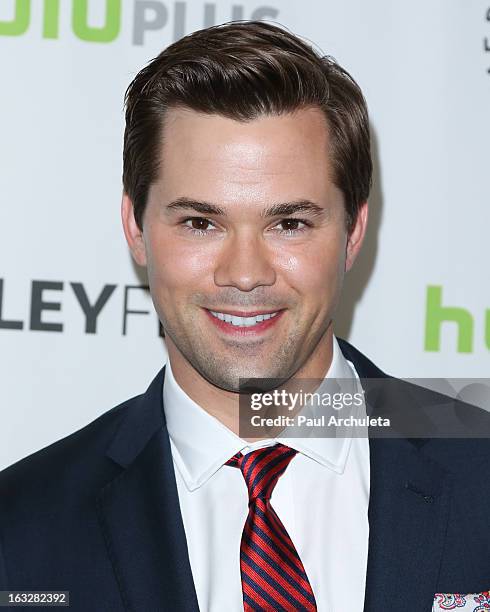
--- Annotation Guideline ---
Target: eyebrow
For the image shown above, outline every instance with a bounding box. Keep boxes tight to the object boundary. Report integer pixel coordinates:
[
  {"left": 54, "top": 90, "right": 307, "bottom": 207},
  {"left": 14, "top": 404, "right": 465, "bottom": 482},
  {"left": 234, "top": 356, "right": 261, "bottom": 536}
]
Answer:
[{"left": 165, "top": 197, "right": 326, "bottom": 218}]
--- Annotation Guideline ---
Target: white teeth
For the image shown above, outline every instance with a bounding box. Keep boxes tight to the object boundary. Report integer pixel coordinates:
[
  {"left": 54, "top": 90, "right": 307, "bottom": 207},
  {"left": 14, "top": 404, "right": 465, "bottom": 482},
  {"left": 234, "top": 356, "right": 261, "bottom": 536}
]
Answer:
[
  {"left": 209, "top": 310, "right": 279, "bottom": 327},
  {"left": 231, "top": 316, "right": 252, "bottom": 326}
]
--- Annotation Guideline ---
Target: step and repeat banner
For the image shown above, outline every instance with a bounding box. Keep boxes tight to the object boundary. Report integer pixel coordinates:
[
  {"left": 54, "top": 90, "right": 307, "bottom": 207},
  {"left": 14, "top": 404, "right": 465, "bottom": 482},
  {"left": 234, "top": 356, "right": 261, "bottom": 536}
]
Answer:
[{"left": 1, "top": 0, "right": 489, "bottom": 469}]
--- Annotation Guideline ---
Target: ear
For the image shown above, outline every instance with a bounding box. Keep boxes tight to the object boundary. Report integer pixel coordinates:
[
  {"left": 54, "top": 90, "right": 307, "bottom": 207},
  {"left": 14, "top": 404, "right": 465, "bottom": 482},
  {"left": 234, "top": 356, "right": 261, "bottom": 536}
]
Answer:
[
  {"left": 121, "top": 192, "right": 147, "bottom": 266},
  {"left": 345, "top": 201, "right": 368, "bottom": 272}
]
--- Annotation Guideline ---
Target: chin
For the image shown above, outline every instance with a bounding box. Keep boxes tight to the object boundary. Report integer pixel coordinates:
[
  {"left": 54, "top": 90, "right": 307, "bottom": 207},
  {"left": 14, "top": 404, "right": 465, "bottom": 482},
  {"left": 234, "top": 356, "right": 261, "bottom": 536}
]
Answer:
[{"left": 206, "top": 365, "right": 289, "bottom": 394}]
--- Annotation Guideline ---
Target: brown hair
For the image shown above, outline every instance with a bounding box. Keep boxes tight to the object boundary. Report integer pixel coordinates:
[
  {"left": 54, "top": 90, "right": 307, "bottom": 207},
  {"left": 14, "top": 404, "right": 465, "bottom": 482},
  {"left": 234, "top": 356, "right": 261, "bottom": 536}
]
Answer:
[{"left": 123, "top": 20, "right": 372, "bottom": 232}]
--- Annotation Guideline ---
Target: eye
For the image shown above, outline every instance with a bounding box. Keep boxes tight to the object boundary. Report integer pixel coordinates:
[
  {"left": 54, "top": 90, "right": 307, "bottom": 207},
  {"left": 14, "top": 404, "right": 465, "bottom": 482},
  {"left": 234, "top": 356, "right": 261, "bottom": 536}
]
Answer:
[
  {"left": 273, "top": 218, "right": 311, "bottom": 235},
  {"left": 182, "top": 217, "right": 218, "bottom": 235}
]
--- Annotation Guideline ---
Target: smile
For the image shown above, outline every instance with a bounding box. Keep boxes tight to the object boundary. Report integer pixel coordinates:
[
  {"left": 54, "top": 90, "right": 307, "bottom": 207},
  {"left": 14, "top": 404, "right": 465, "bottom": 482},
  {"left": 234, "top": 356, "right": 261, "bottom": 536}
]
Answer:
[
  {"left": 203, "top": 308, "right": 285, "bottom": 335},
  {"left": 208, "top": 310, "right": 279, "bottom": 327}
]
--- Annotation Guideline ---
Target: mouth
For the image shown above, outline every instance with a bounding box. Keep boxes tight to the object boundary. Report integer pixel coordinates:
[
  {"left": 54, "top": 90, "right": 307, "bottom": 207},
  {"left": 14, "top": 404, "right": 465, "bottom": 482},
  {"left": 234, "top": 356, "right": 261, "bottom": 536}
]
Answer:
[{"left": 203, "top": 308, "right": 286, "bottom": 335}]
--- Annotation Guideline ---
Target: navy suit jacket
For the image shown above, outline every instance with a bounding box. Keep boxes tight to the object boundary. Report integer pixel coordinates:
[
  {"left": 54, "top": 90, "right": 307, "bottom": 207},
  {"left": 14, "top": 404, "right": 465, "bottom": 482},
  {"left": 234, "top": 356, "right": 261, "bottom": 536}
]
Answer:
[{"left": 1, "top": 339, "right": 489, "bottom": 611}]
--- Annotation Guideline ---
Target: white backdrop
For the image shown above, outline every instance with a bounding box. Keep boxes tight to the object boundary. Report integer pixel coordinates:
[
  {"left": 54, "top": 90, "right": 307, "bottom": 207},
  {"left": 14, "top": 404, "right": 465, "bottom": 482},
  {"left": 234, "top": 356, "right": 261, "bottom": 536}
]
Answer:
[{"left": 1, "top": 0, "right": 489, "bottom": 470}]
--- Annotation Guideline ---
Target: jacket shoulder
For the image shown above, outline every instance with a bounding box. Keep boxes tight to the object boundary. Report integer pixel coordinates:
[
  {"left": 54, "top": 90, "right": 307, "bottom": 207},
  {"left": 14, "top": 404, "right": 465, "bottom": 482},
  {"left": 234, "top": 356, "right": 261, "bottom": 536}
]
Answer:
[
  {"left": 338, "top": 337, "right": 490, "bottom": 472},
  {"left": 0, "top": 393, "right": 143, "bottom": 511}
]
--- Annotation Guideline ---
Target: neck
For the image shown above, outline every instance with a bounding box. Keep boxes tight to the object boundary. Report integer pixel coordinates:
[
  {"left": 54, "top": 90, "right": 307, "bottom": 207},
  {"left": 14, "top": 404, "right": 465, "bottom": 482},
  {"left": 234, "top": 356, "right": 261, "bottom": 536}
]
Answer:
[{"left": 165, "top": 327, "right": 334, "bottom": 440}]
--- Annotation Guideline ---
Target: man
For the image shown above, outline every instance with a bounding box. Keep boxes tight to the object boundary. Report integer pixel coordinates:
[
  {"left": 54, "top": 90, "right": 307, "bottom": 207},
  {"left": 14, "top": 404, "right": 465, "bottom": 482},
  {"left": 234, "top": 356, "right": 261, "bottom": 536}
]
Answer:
[{"left": 1, "top": 20, "right": 489, "bottom": 612}]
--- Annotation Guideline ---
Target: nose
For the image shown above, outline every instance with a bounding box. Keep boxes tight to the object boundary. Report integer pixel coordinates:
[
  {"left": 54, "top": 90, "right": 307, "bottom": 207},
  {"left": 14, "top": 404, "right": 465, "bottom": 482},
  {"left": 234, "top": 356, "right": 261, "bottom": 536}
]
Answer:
[{"left": 214, "top": 231, "right": 276, "bottom": 291}]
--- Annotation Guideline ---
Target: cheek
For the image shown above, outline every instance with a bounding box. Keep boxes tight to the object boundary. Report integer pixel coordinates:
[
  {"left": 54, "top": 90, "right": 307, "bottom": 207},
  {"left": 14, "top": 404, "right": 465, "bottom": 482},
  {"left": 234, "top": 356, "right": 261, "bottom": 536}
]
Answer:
[
  {"left": 146, "top": 231, "right": 218, "bottom": 295},
  {"left": 273, "top": 237, "right": 346, "bottom": 296}
]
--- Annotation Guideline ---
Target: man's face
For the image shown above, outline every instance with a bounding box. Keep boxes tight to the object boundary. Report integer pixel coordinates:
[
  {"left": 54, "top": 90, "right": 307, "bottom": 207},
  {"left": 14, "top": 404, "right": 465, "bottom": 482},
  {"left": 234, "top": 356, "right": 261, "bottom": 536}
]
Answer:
[{"left": 123, "top": 107, "right": 367, "bottom": 392}]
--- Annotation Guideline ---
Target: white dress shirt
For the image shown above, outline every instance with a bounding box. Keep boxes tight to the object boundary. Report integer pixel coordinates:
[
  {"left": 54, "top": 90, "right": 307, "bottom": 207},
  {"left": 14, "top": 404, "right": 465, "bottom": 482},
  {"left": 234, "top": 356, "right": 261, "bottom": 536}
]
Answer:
[{"left": 163, "top": 336, "right": 370, "bottom": 612}]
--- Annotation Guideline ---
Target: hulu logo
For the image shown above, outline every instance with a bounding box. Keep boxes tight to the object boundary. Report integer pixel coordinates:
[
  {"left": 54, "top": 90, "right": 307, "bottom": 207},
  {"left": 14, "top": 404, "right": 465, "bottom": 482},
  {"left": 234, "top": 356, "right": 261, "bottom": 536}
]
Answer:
[
  {"left": 0, "top": 0, "right": 278, "bottom": 45},
  {"left": 424, "top": 286, "right": 490, "bottom": 353}
]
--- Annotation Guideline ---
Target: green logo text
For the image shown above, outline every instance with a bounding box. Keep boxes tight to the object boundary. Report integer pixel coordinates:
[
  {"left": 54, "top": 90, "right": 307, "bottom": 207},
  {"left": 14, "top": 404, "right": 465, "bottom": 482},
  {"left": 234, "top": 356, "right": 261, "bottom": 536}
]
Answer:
[{"left": 425, "top": 285, "right": 490, "bottom": 353}]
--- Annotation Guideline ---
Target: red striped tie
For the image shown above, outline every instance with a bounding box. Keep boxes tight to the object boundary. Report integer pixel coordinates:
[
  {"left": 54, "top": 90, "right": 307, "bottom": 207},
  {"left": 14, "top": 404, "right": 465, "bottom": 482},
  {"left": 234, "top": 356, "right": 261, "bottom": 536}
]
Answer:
[{"left": 226, "top": 443, "right": 317, "bottom": 611}]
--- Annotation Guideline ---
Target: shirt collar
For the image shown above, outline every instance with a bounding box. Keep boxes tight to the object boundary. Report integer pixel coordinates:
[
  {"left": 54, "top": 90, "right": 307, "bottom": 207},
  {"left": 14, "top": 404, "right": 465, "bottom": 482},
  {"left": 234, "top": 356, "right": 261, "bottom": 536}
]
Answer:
[{"left": 163, "top": 336, "right": 361, "bottom": 492}]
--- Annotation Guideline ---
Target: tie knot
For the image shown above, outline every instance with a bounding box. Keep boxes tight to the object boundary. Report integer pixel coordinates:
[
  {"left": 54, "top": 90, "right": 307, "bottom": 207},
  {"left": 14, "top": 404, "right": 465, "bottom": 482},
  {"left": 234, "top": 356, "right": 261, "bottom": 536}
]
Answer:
[{"left": 226, "top": 443, "right": 297, "bottom": 502}]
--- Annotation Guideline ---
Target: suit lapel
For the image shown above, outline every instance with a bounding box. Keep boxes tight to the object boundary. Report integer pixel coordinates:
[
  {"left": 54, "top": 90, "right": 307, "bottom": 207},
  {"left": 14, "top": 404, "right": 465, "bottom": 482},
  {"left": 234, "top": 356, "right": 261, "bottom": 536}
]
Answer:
[
  {"left": 96, "top": 368, "right": 200, "bottom": 612},
  {"left": 338, "top": 339, "right": 452, "bottom": 611}
]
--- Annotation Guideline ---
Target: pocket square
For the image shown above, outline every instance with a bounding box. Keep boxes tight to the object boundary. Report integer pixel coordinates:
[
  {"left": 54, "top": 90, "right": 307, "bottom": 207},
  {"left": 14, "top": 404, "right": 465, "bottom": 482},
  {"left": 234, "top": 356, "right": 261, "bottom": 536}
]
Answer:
[{"left": 433, "top": 591, "right": 490, "bottom": 610}]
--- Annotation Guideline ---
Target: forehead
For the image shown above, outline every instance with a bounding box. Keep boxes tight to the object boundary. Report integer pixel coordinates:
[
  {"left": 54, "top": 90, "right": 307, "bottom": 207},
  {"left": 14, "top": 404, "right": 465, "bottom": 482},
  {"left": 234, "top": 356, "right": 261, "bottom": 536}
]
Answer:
[{"left": 153, "top": 107, "right": 338, "bottom": 209}]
